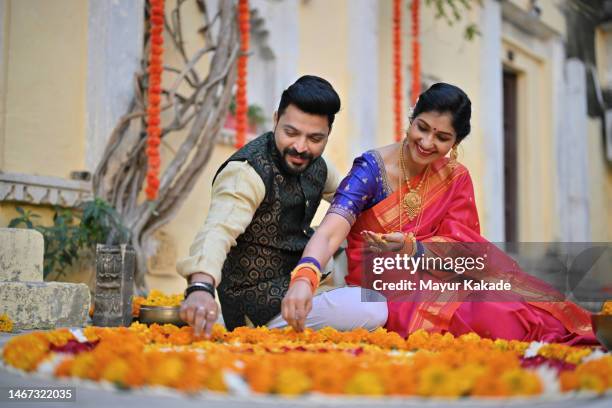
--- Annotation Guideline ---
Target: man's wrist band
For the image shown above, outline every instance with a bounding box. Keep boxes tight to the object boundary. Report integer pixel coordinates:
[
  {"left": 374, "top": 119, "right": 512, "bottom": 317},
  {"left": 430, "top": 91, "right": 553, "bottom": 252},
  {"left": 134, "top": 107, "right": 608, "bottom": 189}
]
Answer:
[{"left": 185, "top": 282, "right": 215, "bottom": 299}]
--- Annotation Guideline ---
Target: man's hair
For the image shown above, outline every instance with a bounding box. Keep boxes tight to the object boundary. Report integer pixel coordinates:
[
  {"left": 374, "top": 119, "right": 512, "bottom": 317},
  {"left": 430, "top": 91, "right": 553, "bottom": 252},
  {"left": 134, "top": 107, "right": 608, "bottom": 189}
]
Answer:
[{"left": 277, "top": 75, "right": 341, "bottom": 129}]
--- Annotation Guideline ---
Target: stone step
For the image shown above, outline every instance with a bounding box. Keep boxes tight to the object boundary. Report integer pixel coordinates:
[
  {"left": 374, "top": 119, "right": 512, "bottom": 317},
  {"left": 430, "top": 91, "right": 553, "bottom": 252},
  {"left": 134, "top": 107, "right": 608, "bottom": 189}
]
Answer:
[
  {"left": 0, "top": 228, "right": 44, "bottom": 282},
  {"left": 0, "top": 281, "right": 90, "bottom": 330}
]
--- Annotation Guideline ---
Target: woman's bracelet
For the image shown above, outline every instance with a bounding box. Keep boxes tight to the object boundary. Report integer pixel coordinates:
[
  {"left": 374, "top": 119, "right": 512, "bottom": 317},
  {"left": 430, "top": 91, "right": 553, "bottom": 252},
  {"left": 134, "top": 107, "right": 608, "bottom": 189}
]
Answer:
[
  {"left": 402, "top": 232, "right": 418, "bottom": 257},
  {"left": 297, "top": 257, "right": 322, "bottom": 272},
  {"left": 290, "top": 259, "right": 323, "bottom": 294}
]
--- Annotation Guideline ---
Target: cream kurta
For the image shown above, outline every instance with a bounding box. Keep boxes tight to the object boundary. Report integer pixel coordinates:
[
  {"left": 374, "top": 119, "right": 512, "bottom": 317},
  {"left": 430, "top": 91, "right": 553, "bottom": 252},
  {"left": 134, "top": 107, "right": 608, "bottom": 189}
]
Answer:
[{"left": 176, "top": 159, "right": 341, "bottom": 286}]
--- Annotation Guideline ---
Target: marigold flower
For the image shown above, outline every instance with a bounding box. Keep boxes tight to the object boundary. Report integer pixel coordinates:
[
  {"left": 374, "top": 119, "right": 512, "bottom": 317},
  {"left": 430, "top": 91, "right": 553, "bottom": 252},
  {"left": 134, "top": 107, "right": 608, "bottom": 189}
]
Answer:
[
  {"left": 274, "top": 368, "right": 311, "bottom": 396},
  {"left": 500, "top": 369, "right": 542, "bottom": 396},
  {"left": 3, "top": 333, "right": 49, "bottom": 371},
  {"left": 0, "top": 313, "right": 13, "bottom": 332},
  {"left": 3, "top": 323, "right": 610, "bottom": 397},
  {"left": 417, "top": 364, "right": 462, "bottom": 397},
  {"left": 602, "top": 300, "right": 612, "bottom": 315},
  {"left": 345, "top": 371, "right": 384, "bottom": 396}
]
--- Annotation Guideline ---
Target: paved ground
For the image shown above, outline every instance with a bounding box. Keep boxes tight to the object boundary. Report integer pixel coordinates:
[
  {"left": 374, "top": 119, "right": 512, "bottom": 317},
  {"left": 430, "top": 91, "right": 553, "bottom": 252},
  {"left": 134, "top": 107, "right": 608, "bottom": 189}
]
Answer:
[{"left": 1, "top": 332, "right": 611, "bottom": 408}]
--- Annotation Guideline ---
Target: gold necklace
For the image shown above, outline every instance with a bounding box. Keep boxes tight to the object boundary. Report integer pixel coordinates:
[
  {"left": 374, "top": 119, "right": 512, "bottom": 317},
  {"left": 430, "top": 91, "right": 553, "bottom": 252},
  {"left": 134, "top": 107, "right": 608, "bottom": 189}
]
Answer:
[{"left": 398, "top": 138, "right": 429, "bottom": 222}]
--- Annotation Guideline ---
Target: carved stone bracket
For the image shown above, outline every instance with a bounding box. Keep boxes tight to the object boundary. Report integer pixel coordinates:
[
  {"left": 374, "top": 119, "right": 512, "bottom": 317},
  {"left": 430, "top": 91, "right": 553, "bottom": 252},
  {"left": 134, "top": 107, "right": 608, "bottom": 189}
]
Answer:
[{"left": 0, "top": 172, "right": 93, "bottom": 208}]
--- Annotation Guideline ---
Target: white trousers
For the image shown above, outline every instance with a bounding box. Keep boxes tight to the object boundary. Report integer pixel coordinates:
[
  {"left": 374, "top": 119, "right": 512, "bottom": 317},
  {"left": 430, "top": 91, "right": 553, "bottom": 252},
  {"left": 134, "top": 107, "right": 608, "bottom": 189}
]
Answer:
[{"left": 266, "top": 286, "right": 388, "bottom": 331}]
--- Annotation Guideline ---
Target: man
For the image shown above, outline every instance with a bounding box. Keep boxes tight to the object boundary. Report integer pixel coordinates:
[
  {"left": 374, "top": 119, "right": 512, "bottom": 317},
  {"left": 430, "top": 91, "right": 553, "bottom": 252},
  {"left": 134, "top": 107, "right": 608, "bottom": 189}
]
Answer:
[{"left": 177, "top": 75, "right": 342, "bottom": 335}]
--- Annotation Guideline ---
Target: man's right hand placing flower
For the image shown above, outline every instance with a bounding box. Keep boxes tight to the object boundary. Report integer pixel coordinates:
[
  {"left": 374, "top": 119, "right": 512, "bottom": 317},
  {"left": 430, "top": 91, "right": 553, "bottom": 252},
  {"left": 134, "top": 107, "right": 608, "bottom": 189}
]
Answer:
[{"left": 179, "top": 273, "right": 218, "bottom": 337}]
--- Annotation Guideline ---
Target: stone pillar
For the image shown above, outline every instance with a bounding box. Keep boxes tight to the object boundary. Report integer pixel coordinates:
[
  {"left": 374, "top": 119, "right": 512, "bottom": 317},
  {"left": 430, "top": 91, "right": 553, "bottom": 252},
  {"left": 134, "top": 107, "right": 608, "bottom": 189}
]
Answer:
[
  {"left": 85, "top": 0, "right": 144, "bottom": 171},
  {"left": 92, "top": 244, "right": 135, "bottom": 327},
  {"left": 479, "top": 0, "right": 505, "bottom": 242},
  {"left": 558, "top": 60, "right": 592, "bottom": 242},
  {"left": 348, "top": 0, "right": 379, "bottom": 157}
]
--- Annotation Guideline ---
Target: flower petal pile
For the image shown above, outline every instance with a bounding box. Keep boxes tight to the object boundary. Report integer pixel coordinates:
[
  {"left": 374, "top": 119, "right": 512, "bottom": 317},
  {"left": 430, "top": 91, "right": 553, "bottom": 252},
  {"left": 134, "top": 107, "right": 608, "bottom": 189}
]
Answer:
[{"left": 2, "top": 324, "right": 610, "bottom": 398}]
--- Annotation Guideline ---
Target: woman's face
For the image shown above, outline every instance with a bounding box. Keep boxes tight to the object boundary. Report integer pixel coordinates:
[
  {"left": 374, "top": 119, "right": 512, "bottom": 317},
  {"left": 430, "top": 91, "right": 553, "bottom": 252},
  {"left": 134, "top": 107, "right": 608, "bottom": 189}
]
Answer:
[{"left": 406, "top": 111, "right": 457, "bottom": 167}]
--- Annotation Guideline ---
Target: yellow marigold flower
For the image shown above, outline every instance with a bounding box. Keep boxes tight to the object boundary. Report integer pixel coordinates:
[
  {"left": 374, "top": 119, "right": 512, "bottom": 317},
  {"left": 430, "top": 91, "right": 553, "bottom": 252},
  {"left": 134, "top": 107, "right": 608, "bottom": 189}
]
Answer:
[
  {"left": 140, "top": 290, "right": 184, "bottom": 307},
  {"left": 575, "top": 356, "right": 612, "bottom": 391},
  {"left": 318, "top": 326, "right": 344, "bottom": 343},
  {"left": 274, "top": 368, "right": 311, "bottom": 396},
  {"left": 147, "top": 354, "right": 185, "bottom": 387},
  {"left": 458, "top": 332, "right": 481, "bottom": 343},
  {"left": 493, "top": 338, "right": 510, "bottom": 350},
  {"left": 454, "top": 363, "right": 487, "bottom": 395},
  {"left": 500, "top": 369, "right": 542, "bottom": 396},
  {"left": 566, "top": 348, "right": 592, "bottom": 365},
  {"left": 205, "top": 369, "right": 228, "bottom": 393},
  {"left": 101, "top": 358, "right": 130, "bottom": 385},
  {"left": 345, "top": 371, "right": 385, "bottom": 396},
  {"left": 579, "top": 374, "right": 606, "bottom": 393},
  {"left": 417, "top": 364, "right": 463, "bottom": 397},
  {"left": 70, "top": 354, "right": 97, "bottom": 379},
  {"left": 406, "top": 329, "right": 430, "bottom": 350},
  {"left": 0, "top": 314, "right": 14, "bottom": 332},
  {"left": 83, "top": 326, "right": 101, "bottom": 342},
  {"left": 44, "top": 329, "right": 74, "bottom": 347}
]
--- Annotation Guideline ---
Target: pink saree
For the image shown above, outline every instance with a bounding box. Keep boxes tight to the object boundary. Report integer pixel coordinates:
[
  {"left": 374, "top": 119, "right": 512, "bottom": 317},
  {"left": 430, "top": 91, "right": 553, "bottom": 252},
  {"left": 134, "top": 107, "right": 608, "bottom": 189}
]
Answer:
[{"left": 343, "top": 157, "right": 597, "bottom": 344}]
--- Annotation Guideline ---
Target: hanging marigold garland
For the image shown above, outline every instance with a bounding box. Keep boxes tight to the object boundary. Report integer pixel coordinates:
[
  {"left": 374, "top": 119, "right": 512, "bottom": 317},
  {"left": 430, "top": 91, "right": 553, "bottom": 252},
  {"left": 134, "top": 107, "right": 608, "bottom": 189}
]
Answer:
[
  {"left": 145, "top": 0, "right": 165, "bottom": 201},
  {"left": 410, "top": 0, "right": 421, "bottom": 105},
  {"left": 392, "top": 0, "right": 403, "bottom": 142},
  {"left": 235, "top": 0, "right": 250, "bottom": 149}
]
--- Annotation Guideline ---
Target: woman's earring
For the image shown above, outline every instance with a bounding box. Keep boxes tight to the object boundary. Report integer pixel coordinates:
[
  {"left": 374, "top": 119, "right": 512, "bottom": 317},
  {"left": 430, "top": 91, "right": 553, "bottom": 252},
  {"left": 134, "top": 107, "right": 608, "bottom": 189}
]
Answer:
[{"left": 449, "top": 145, "right": 458, "bottom": 169}]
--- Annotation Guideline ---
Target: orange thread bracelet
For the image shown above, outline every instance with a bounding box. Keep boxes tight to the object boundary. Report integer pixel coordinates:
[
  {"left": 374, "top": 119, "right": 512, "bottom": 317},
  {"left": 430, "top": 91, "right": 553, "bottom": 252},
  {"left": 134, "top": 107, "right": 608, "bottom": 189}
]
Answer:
[{"left": 290, "top": 267, "right": 320, "bottom": 294}]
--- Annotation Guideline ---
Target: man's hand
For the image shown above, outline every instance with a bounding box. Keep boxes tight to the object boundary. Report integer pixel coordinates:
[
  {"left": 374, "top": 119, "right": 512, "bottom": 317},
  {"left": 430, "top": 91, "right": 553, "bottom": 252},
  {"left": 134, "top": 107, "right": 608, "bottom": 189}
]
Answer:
[
  {"left": 180, "top": 290, "right": 219, "bottom": 337},
  {"left": 281, "top": 279, "right": 313, "bottom": 332}
]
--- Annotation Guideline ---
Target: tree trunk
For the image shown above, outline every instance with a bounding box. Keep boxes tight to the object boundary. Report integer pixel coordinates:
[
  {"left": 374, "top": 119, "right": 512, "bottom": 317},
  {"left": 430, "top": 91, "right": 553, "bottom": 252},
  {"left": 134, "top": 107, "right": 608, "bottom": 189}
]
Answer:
[{"left": 93, "top": 0, "right": 240, "bottom": 293}]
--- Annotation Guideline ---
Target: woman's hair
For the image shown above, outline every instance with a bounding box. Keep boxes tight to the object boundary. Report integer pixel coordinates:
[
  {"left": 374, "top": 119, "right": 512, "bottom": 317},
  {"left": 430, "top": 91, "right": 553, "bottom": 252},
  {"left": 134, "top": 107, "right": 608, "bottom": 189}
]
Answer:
[
  {"left": 411, "top": 83, "right": 471, "bottom": 142},
  {"left": 277, "top": 75, "right": 341, "bottom": 129}
]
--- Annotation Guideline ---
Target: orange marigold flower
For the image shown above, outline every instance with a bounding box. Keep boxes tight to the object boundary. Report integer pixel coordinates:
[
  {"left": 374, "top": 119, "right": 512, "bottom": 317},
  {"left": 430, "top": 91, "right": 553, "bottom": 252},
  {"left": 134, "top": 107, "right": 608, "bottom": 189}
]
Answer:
[
  {"left": 602, "top": 300, "right": 612, "bottom": 315},
  {"left": 472, "top": 374, "right": 510, "bottom": 397},
  {"left": 3, "top": 333, "right": 49, "bottom": 371},
  {"left": 559, "top": 371, "right": 580, "bottom": 392}
]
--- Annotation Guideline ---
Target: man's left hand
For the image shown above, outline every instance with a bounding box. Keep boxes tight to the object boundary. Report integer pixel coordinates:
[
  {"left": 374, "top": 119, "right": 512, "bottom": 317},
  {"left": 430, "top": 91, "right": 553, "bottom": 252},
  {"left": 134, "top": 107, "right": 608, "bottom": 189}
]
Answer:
[{"left": 281, "top": 279, "right": 313, "bottom": 332}]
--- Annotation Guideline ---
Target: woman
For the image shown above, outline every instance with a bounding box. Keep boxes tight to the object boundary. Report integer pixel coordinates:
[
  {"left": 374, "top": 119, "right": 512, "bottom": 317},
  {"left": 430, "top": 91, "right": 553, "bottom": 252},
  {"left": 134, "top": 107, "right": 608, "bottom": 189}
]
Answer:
[{"left": 281, "top": 83, "right": 597, "bottom": 344}]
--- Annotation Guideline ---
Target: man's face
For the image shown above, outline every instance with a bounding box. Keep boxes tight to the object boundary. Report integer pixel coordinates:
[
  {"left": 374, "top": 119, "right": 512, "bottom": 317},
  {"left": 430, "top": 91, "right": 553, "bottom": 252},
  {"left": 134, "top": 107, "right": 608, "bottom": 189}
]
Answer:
[{"left": 273, "top": 104, "right": 330, "bottom": 175}]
